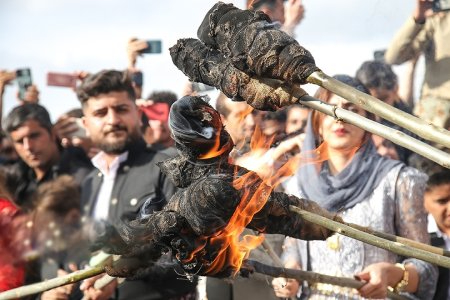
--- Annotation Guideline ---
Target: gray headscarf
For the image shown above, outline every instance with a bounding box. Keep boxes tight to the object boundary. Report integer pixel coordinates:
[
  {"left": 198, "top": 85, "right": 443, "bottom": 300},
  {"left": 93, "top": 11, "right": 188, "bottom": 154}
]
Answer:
[{"left": 296, "top": 113, "right": 402, "bottom": 212}]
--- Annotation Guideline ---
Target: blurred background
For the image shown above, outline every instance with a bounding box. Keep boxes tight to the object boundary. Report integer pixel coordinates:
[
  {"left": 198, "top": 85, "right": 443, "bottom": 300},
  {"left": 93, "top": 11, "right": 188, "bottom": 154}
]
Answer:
[{"left": 0, "top": 0, "right": 419, "bottom": 120}]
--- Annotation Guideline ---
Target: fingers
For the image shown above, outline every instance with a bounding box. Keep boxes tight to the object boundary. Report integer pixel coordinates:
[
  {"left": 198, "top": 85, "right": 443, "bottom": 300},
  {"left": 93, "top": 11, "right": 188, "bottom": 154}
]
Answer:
[
  {"left": 127, "top": 38, "right": 148, "bottom": 68},
  {"left": 0, "top": 70, "right": 16, "bottom": 84},
  {"left": 272, "top": 277, "right": 299, "bottom": 298},
  {"left": 80, "top": 274, "right": 101, "bottom": 291},
  {"left": 356, "top": 271, "right": 387, "bottom": 299},
  {"left": 81, "top": 277, "right": 117, "bottom": 300},
  {"left": 21, "top": 84, "right": 39, "bottom": 103}
]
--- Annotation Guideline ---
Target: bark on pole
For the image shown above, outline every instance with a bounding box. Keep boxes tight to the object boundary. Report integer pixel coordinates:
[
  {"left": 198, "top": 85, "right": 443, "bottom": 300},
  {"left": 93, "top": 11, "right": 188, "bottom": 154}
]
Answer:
[
  {"left": 0, "top": 260, "right": 409, "bottom": 300},
  {"left": 0, "top": 266, "right": 105, "bottom": 300},
  {"left": 289, "top": 205, "right": 450, "bottom": 268},
  {"left": 245, "top": 260, "right": 407, "bottom": 300}
]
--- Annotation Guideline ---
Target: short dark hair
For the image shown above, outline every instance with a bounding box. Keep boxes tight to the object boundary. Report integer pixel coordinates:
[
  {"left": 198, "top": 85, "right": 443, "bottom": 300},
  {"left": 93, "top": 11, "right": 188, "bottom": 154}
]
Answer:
[
  {"left": 426, "top": 170, "right": 450, "bottom": 191},
  {"left": 63, "top": 108, "right": 84, "bottom": 118},
  {"left": 147, "top": 91, "right": 178, "bottom": 107},
  {"left": 249, "top": 0, "right": 278, "bottom": 10},
  {"left": 355, "top": 60, "right": 398, "bottom": 91},
  {"left": 4, "top": 103, "right": 53, "bottom": 134},
  {"left": 76, "top": 70, "right": 136, "bottom": 105},
  {"left": 263, "top": 109, "right": 287, "bottom": 122}
]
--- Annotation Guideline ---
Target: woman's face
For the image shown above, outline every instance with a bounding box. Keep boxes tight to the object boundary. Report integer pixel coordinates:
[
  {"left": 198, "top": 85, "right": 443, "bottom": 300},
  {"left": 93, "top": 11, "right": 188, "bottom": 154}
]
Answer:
[{"left": 319, "top": 94, "right": 366, "bottom": 151}]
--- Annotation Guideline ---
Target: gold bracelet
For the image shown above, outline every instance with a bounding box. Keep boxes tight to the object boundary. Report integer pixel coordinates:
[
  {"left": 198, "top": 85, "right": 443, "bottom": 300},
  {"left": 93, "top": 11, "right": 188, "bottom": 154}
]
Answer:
[{"left": 392, "top": 263, "right": 409, "bottom": 293}]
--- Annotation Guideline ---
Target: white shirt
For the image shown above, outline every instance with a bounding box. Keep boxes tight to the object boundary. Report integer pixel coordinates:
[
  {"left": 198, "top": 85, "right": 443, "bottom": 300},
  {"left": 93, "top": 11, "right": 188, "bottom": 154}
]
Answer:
[
  {"left": 427, "top": 214, "right": 450, "bottom": 250},
  {"left": 428, "top": 214, "right": 450, "bottom": 300},
  {"left": 91, "top": 151, "right": 129, "bottom": 221}
]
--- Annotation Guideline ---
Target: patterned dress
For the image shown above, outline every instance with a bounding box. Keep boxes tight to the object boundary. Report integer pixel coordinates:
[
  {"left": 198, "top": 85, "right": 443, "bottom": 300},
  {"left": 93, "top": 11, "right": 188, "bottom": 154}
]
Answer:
[{"left": 282, "top": 165, "right": 438, "bottom": 299}]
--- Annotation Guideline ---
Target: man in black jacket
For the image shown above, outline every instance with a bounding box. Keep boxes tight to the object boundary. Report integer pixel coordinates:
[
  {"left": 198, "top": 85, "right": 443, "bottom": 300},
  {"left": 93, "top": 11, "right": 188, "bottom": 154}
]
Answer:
[
  {"left": 2, "top": 103, "right": 92, "bottom": 211},
  {"left": 1, "top": 103, "right": 93, "bottom": 293},
  {"left": 77, "top": 70, "right": 196, "bottom": 300}
]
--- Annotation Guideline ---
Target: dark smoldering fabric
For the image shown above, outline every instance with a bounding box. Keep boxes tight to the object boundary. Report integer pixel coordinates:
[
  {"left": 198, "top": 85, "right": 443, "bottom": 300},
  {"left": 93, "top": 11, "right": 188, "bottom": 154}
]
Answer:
[
  {"left": 101, "top": 96, "right": 341, "bottom": 279},
  {"left": 170, "top": 38, "right": 307, "bottom": 111},
  {"left": 168, "top": 95, "right": 234, "bottom": 157},
  {"left": 196, "top": 2, "right": 320, "bottom": 85}
]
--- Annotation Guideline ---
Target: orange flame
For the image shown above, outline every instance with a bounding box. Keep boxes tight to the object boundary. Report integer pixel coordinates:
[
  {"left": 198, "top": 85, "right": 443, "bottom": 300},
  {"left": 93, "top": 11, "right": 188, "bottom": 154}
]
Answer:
[
  {"left": 205, "top": 171, "right": 270, "bottom": 275},
  {"left": 200, "top": 129, "right": 338, "bottom": 275},
  {"left": 198, "top": 125, "right": 229, "bottom": 159},
  {"left": 238, "top": 106, "right": 254, "bottom": 123},
  {"left": 190, "top": 123, "right": 358, "bottom": 276}
]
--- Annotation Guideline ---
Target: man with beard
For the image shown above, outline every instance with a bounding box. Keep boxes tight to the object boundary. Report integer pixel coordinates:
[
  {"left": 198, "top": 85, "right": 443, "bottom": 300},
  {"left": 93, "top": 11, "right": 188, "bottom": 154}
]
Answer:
[{"left": 76, "top": 70, "right": 196, "bottom": 300}]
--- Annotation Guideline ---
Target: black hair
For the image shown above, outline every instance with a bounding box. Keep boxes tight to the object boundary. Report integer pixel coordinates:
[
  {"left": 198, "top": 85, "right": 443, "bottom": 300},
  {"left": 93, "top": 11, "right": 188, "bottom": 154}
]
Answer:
[
  {"left": 426, "top": 170, "right": 450, "bottom": 191},
  {"left": 355, "top": 60, "right": 398, "bottom": 91},
  {"left": 249, "top": 0, "right": 278, "bottom": 10},
  {"left": 147, "top": 91, "right": 178, "bottom": 106},
  {"left": 263, "top": 109, "right": 287, "bottom": 122},
  {"left": 63, "top": 108, "right": 84, "bottom": 118},
  {"left": 140, "top": 111, "right": 149, "bottom": 133},
  {"left": 4, "top": 103, "right": 53, "bottom": 134},
  {"left": 76, "top": 70, "right": 136, "bottom": 105},
  {"left": 333, "top": 74, "right": 370, "bottom": 94}
]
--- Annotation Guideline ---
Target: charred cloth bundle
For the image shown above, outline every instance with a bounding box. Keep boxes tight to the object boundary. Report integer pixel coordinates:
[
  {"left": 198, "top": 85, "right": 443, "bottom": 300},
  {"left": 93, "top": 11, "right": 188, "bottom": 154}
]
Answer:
[
  {"left": 98, "top": 96, "right": 340, "bottom": 279},
  {"left": 170, "top": 1, "right": 315, "bottom": 111},
  {"left": 96, "top": 0, "right": 450, "bottom": 282}
]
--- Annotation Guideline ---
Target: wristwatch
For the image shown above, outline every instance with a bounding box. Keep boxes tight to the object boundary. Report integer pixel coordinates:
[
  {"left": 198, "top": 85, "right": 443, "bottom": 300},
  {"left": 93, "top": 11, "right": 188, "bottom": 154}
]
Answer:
[{"left": 393, "top": 263, "right": 409, "bottom": 293}]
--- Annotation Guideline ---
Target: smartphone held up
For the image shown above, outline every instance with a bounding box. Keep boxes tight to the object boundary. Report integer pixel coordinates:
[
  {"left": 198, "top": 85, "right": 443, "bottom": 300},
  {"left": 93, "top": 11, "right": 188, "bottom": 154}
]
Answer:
[
  {"left": 139, "top": 40, "right": 162, "bottom": 54},
  {"left": 433, "top": 0, "right": 450, "bottom": 11},
  {"left": 16, "top": 68, "right": 32, "bottom": 100}
]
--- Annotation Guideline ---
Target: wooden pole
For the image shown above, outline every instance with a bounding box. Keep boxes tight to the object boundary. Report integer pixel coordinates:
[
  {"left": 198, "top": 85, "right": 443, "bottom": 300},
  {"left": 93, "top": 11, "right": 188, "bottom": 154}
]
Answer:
[
  {"left": 0, "top": 266, "right": 104, "bottom": 300},
  {"left": 245, "top": 260, "right": 406, "bottom": 300},
  {"left": 289, "top": 205, "right": 450, "bottom": 268}
]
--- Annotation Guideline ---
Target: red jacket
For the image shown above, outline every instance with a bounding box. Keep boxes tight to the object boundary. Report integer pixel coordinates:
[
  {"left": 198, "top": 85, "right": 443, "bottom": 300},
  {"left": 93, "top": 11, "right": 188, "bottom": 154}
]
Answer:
[{"left": 0, "top": 199, "right": 25, "bottom": 292}]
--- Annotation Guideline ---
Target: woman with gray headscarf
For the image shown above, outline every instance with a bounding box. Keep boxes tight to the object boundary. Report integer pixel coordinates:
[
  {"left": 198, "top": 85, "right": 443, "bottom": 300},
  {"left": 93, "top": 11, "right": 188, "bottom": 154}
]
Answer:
[{"left": 272, "top": 75, "right": 437, "bottom": 299}]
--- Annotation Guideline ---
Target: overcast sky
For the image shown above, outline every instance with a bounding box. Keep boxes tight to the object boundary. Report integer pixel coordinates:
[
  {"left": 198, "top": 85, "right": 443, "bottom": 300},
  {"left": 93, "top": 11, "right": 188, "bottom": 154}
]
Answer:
[{"left": 0, "top": 0, "right": 417, "bottom": 121}]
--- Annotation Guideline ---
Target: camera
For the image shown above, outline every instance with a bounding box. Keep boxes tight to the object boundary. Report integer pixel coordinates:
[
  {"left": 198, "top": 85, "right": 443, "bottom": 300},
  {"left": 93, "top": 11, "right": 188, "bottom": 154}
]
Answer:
[{"left": 433, "top": 0, "right": 450, "bottom": 12}]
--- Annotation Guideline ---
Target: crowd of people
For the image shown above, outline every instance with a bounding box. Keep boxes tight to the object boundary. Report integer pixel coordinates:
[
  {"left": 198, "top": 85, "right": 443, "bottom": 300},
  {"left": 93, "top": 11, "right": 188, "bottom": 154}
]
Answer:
[{"left": 0, "top": 0, "right": 449, "bottom": 299}]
